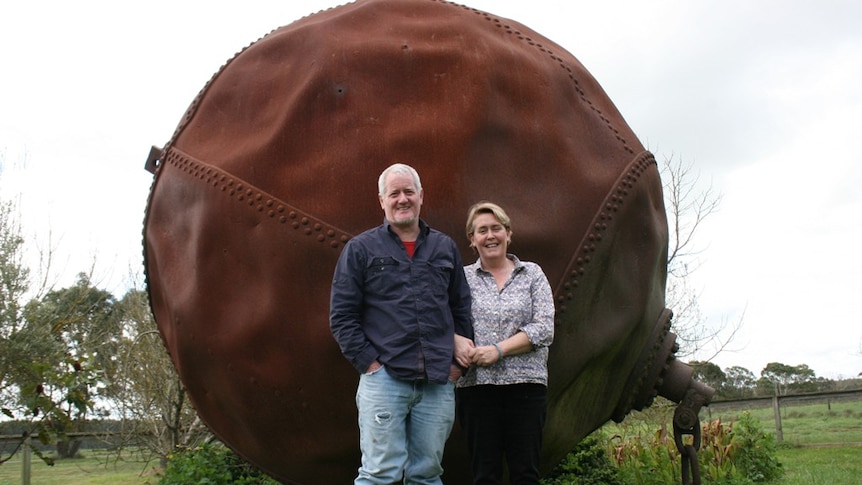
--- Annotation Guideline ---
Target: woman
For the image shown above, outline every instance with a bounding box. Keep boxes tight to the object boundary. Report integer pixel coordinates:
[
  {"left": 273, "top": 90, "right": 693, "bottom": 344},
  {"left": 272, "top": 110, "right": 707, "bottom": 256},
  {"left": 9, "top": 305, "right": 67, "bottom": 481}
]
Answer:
[{"left": 456, "top": 201, "right": 555, "bottom": 484}]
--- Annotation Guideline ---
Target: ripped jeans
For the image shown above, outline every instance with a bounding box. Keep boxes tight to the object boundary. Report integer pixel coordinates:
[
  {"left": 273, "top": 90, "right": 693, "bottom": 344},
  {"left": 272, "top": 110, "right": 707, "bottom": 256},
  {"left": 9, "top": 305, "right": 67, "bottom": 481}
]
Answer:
[{"left": 355, "top": 367, "right": 455, "bottom": 484}]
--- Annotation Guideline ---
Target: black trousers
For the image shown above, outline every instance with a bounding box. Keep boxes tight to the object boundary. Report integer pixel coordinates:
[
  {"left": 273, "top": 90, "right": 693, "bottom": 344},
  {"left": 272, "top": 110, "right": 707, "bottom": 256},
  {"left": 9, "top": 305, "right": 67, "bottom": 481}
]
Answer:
[{"left": 456, "top": 384, "right": 547, "bottom": 485}]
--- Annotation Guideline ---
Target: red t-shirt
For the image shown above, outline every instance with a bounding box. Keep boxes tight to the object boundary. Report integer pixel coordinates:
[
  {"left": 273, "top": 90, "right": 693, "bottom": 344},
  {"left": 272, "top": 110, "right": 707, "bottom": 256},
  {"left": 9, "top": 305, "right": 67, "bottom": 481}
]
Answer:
[{"left": 403, "top": 240, "right": 416, "bottom": 258}]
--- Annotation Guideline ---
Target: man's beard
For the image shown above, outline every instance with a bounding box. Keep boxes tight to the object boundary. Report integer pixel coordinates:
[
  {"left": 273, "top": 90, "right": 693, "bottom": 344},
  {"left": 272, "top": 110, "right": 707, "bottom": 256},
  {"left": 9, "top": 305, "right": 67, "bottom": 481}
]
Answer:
[{"left": 392, "top": 214, "right": 417, "bottom": 228}]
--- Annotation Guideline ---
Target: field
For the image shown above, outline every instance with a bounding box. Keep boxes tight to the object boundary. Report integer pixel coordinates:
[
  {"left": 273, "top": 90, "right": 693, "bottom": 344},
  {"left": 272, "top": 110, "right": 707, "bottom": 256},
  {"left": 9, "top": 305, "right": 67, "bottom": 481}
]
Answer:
[
  {"left": 1, "top": 398, "right": 860, "bottom": 484},
  {"left": 776, "top": 446, "right": 862, "bottom": 485},
  {"left": 0, "top": 449, "right": 157, "bottom": 485},
  {"left": 703, "top": 394, "right": 862, "bottom": 445}
]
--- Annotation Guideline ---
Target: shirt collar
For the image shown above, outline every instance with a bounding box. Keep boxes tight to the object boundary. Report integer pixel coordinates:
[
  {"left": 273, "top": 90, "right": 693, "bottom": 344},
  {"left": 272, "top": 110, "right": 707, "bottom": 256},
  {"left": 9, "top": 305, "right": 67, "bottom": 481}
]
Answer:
[{"left": 471, "top": 253, "right": 524, "bottom": 274}]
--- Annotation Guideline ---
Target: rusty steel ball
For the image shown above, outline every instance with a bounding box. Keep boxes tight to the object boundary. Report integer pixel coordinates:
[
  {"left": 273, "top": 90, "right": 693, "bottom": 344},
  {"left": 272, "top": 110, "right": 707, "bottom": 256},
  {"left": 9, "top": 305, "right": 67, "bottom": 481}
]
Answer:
[{"left": 143, "top": 1, "right": 681, "bottom": 482}]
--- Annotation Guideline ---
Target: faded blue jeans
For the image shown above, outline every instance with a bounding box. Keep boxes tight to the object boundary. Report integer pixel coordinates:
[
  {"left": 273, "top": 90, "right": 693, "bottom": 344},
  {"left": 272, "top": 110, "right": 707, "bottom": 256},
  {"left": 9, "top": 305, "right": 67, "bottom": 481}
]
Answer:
[{"left": 355, "top": 366, "right": 456, "bottom": 484}]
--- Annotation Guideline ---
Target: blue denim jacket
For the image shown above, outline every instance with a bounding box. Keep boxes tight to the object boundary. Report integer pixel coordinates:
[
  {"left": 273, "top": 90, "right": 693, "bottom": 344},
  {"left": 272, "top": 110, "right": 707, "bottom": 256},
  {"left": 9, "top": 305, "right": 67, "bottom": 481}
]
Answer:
[{"left": 330, "top": 219, "right": 473, "bottom": 384}]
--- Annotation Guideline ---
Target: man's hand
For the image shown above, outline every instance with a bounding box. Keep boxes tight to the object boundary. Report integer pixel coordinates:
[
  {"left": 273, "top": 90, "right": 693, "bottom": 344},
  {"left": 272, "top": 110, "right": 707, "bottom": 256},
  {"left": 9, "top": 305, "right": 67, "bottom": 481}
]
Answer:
[
  {"left": 454, "top": 334, "right": 475, "bottom": 368},
  {"left": 449, "top": 364, "right": 464, "bottom": 382},
  {"left": 365, "top": 360, "right": 382, "bottom": 374}
]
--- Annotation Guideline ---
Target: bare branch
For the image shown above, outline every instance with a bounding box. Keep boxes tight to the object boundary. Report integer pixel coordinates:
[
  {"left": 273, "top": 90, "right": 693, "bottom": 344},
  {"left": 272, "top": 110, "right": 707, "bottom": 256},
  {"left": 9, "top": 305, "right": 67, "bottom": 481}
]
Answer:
[
  {"left": 661, "top": 154, "right": 722, "bottom": 279},
  {"left": 657, "top": 153, "right": 743, "bottom": 365}
]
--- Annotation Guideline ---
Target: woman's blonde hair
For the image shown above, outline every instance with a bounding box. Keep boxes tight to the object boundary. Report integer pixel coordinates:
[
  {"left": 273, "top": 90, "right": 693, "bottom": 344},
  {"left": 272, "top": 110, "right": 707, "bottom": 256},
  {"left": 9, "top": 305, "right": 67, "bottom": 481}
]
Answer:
[{"left": 465, "top": 201, "right": 512, "bottom": 239}]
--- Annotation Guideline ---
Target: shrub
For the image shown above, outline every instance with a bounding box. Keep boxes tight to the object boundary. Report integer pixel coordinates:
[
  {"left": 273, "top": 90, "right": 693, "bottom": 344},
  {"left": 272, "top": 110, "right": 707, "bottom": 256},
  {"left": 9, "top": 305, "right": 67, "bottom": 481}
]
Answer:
[
  {"left": 729, "top": 412, "right": 783, "bottom": 482},
  {"left": 159, "top": 441, "right": 280, "bottom": 485},
  {"left": 611, "top": 425, "right": 682, "bottom": 485},
  {"left": 605, "top": 412, "right": 782, "bottom": 484},
  {"left": 541, "top": 434, "right": 623, "bottom": 484}
]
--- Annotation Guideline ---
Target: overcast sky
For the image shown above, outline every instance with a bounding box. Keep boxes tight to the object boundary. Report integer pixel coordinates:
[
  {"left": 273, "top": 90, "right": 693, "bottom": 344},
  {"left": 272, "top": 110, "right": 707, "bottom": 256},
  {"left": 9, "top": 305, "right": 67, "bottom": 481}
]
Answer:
[{"left": 2, "top": 0, "right": 860, "bottom": 379}]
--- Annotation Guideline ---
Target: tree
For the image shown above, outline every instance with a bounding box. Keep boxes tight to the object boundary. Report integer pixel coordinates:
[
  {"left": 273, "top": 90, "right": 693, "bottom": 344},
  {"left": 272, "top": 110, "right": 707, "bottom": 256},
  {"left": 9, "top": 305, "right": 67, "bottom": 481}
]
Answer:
[
  {"left": 16, "top": 273, "right": 121, "bottom": 458},
  {"left": 0, "top": 195, "right": 31, "bottom": 410},
  {"left": 2, "top": 162, "right": 205, "bottom": 466},
  {"left": 723, "top": 366, "right": 757, "bottom": 398},
  {"left": 660, "top": 155, "right": 743, "bottom": 361},
  {"left": 689, "top": 360, "right": 727, "bottom": 396},
  {"left": 759, "top": 362, "right": 816, "bottom": 396},
  {"left": 1, "top": 164, "right": 73, "bottom": 464}
]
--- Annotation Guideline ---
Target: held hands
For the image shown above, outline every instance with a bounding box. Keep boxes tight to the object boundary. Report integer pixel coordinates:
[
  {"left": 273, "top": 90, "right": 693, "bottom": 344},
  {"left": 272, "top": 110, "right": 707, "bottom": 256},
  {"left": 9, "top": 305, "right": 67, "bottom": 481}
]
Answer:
[
  {"left": 454, "top": 334, "right": 506, "bottom": 369},
  {"left": 469, "top": 344, "right": 503, "bottom": 367}
]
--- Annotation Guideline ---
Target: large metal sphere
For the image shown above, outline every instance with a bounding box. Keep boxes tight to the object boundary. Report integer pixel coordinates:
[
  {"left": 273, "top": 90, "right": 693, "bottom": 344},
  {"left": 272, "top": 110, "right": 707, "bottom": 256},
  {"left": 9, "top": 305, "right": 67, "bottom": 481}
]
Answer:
[{"left": 144, "top": 0, "right": 672, "bottom": 482}]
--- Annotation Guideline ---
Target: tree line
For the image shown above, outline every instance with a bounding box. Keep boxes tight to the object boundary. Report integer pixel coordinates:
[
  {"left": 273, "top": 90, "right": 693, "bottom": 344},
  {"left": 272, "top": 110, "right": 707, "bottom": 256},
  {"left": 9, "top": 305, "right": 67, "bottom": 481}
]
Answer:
[{"left": 689, "top": 360, "right": 862, "bottom": 400}]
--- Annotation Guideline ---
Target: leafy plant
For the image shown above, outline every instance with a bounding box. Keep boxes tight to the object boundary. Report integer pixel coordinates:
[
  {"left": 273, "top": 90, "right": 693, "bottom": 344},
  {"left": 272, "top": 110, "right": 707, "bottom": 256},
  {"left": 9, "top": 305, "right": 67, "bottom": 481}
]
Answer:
[
  {"left": 610, "top": 425, "right": 680, "bottom": 485},
  {"left": 602, "top": 412, "right": 783, "bottom": 484},
  {"left": 729, "top": 412, "right": 783, "bottom": 482},
  {"left": 541, "top": 433, "right": 622, "bottom": 484},
  {"left": 159, "top": 441, "right": 280, "bottom": 485}
]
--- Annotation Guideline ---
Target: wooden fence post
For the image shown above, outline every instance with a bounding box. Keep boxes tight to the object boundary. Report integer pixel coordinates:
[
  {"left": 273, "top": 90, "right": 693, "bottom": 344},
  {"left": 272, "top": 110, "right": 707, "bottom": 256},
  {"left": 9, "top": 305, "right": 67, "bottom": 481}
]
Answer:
[
  {"left": 22, "top": 434, "right": 31, "bottom": 485},
  {"left": 772, "top": 394, "right": 783, "bottom": 442}
]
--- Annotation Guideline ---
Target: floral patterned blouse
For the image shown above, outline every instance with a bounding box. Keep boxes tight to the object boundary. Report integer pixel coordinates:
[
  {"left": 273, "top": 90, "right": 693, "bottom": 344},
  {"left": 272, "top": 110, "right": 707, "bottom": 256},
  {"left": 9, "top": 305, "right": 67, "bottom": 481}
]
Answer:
[{"left": 458, "top": 254, "right": 555, "bottom": 387}]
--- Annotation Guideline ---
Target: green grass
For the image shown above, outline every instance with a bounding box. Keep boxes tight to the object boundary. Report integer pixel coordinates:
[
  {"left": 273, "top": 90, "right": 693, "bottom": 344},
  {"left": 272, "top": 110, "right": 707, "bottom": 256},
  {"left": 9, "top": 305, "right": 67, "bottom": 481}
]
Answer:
[
  {"left": 775, "top": 445, "right": 862, "bottom": 485},
  {"left": 2, "top": 400, "right": 861, "bottom": 484},
  {"left": 703, "top": 398, "right": 862, "bottom": 445},
  {"left": 0, "top": 449, "right": 159, "bottom": 485}
]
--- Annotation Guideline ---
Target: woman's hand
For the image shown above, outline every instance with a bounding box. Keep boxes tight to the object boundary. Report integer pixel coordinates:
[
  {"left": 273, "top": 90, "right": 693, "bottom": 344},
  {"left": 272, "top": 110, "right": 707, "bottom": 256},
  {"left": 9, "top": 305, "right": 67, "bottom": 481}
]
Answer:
[{"left": 469, "top": 344, "right": 501, "bottom": 367}]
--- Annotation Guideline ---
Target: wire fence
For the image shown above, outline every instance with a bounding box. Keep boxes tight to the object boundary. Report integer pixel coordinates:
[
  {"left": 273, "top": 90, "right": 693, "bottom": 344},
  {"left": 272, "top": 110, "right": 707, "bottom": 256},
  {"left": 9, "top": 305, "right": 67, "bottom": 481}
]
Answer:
[{"left": 702, "top": 388, "right": 862, "bottom": 446}]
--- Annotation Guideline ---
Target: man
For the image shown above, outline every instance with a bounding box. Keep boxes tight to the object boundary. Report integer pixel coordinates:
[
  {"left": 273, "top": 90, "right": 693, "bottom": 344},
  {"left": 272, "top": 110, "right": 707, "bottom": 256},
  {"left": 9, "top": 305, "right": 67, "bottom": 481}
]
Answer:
[{"left": 330, "top": 162, "right": 473, "bottom": 484}]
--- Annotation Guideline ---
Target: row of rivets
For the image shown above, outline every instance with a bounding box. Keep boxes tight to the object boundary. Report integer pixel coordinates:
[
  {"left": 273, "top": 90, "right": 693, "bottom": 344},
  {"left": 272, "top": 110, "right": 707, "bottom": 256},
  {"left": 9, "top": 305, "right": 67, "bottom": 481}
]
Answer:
[
  {"left": 449, "top": 1, "right": 637, "bottom": 156},
  {"left": 555, "top": 153, "right": 656, "bottom": 315},
  {"left": 613, "top": 311, "right": 673, "bottom": 419},
  {"left": 166, "top": 148, "right": 352, "bottom": 249}
]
